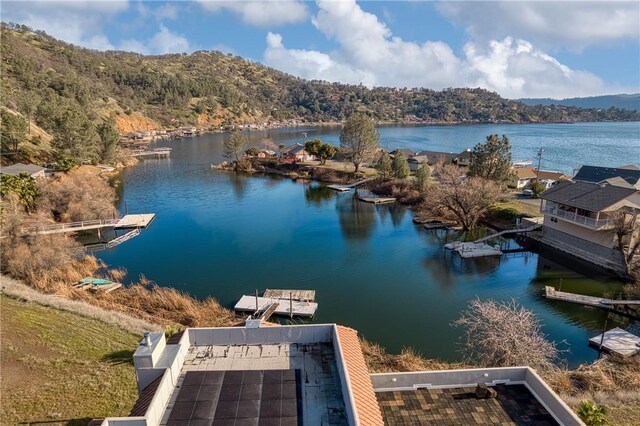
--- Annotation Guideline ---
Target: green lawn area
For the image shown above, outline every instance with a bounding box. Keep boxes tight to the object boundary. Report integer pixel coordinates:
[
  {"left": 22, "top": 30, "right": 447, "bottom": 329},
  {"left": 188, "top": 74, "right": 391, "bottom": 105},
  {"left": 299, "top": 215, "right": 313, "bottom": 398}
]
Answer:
[{"left": 0, "top": 295, "right": 141, "bottom": 426}]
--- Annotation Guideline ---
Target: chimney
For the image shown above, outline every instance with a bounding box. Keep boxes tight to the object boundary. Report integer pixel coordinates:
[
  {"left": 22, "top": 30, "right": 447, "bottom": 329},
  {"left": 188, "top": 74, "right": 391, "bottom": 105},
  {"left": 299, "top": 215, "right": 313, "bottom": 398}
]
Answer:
[{"left": 143, "top": 331, "right": 153, "bottom": 347}]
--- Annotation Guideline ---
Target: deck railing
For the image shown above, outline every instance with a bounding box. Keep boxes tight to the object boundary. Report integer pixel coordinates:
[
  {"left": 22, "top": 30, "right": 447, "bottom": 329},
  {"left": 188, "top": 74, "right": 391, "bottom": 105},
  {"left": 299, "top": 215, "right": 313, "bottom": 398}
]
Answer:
[
  {"left": 541, "top": 205, "right": 611, "bottom": 229},
  {"left": 23, "top": 218, "right": 120, "bottom": 234}
]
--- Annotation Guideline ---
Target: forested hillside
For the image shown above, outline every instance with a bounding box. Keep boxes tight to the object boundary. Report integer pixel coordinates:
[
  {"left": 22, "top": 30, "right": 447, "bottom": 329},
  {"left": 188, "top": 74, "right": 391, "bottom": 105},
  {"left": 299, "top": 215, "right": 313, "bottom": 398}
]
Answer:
[
  {"left": 519, "top": 94, "right": 640, "bottom": 111},
  {"left": 2, "top": 23, "right": 639, "bottom": 164}
]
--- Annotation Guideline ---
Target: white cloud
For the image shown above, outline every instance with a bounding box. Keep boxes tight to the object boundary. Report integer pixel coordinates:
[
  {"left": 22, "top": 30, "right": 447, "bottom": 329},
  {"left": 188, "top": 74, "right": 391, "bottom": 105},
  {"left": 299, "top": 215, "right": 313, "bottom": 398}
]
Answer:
[
  {"left": 137, "top": 3, "right": 179, "bottom": 21},
  {"left": 262, "top": 0, "right": 627, "bottom": 98},
  {"left": 437, "top": 1, "right": 640, "bottom": 49},
  {"left": 197, "top": 0, "right": 309, "bottom": 27},
  {"left": 119, "top": 25, "right": 192, "bottom": 55},
  {"left": 1, "top": 0, "right": 128, "bottom": 50}
]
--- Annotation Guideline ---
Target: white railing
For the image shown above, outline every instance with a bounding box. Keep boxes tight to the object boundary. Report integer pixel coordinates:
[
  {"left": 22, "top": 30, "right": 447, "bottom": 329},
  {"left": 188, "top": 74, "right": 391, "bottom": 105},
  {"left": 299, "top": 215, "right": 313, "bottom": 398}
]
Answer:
[
  {"left": 541, "top": 205, "right": 611, "bottom": 229},
  {"left": 23, "top": 219, "right": 120, "bottom": 235}
]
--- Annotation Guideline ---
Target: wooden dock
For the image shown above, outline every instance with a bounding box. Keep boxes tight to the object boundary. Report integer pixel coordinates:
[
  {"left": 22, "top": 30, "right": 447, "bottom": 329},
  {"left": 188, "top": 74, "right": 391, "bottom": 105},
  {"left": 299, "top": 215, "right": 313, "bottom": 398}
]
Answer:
[
  {"left": 128, "top": 148, "right": 172, "bottom": 158},
  {"left": 263, "top": 289, "right": 316, "bottom": 302},
  {"left": 544, "top": 286, "right": 640, "bottom": 319},
  {"left": 357, "top": 196, "right": 396, "bottom": 204},
  {"left": 24, "top": 214, "right": 156, "bottom": 235},
  {"left": 444, "top": 241, "right": 502, "bottom": 258},
  {"left": 589, "top": 327, "right": 640, "bottom": 356},
  {"left": 473, "top": 223, "right": 542, "bottom": 244},
  {"left": 327, "top": 177, "right": 373, "bottom": 192},
  {"left": 234, "top": 295, "right": 318, "bottom": 318}
]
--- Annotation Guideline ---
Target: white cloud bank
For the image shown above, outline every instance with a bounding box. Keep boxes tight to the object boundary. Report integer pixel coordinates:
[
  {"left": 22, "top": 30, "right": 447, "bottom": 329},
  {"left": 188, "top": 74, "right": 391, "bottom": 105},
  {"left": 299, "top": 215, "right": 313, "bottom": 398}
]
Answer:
[
  {"left": 197, "top": 0, "right": 309, "bottom": 27},
  {"left": 437, "top": 1, "right": 640, "bottom": 49},
  {"left": 263, "top": 0, "right": 630, "bottom": 99}
]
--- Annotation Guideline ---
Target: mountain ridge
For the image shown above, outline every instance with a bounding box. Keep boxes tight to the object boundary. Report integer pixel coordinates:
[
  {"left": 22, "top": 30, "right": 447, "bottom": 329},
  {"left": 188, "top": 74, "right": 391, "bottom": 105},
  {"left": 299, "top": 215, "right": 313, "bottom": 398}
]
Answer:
[{"left": 518, "top": 94, "right": 640, "bottom": 111}]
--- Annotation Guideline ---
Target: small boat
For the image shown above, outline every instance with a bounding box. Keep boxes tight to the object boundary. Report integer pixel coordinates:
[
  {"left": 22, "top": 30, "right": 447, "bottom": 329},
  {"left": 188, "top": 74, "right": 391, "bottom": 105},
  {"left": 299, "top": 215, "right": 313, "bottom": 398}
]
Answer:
[{"left": 77, "top": 277, "right": 113, "bottom": 286}]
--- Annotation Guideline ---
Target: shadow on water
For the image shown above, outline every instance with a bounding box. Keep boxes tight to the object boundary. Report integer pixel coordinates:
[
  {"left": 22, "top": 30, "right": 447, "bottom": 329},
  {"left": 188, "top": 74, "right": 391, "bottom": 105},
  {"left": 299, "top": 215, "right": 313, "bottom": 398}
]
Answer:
[
  {"left": 336, "top": 193, "right": 377, "bottom": 241},
  {"left": 228, "top": 172, "right": 249, "bottom": 199}
]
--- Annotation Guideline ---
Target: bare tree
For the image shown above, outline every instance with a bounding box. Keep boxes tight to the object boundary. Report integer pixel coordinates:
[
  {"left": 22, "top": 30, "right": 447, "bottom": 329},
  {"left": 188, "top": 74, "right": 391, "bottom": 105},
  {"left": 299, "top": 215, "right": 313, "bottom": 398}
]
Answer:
[
  {"left": 454, "top": 298, "right": 560, "bottom": 372},
  {"left": 611, "top": 208, "right": 640, "bottom": 280},
  {"left": 427, "top": 164, "right": 502, "bottom": 230}
]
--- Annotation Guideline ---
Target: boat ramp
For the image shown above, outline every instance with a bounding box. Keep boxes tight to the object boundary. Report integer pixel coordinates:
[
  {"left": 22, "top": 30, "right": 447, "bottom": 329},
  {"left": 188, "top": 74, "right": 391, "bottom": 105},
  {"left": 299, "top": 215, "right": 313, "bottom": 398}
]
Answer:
[
  {"left": 589, "top": 327, "right": 640, "bottom": 356},
  {"left": 234, "top": 289, "right": 318, "bottom": 319}
]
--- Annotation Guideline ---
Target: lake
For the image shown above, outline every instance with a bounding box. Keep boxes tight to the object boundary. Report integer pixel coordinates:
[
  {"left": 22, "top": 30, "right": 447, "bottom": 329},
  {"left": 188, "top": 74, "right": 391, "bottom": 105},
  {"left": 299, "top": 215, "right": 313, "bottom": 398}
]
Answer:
[{"left": 98, "top": 122, "right": 639, "bottom": 367}]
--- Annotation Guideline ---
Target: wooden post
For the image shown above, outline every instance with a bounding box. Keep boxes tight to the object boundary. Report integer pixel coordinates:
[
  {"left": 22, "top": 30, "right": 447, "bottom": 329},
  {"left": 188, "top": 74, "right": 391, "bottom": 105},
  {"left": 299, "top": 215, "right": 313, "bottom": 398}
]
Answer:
[
  {"left": 125, "top": 201, "right": 129, "bottom": 215},
  {"left": 598, "top": 317, "right": 608, "bottom": 359},
  {"left": 255, "top": 289, "right": 259, "bottom": 312},
  {"left": 290, "top": 292, "right": 293, "bottom": 320}
]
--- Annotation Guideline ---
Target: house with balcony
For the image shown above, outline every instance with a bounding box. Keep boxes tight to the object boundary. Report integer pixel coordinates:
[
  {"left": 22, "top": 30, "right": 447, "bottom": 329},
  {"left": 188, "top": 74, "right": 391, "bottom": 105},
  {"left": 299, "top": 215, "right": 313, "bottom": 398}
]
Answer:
[{"left": 539, "top": 180, "right": 640, "bottom": 273}]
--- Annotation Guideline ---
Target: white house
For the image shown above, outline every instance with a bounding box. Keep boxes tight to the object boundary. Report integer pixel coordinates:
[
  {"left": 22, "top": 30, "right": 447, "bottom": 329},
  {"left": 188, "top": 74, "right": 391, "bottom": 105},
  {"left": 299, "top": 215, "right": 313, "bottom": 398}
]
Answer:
[{"left": 0, "top": 162, "right": 47, "bottom": 179}]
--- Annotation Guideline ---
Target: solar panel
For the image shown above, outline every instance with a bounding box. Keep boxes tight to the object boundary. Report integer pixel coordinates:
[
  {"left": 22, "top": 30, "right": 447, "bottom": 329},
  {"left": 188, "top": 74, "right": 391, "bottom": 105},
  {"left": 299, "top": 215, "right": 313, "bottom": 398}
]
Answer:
[{"left": 167, "top": 369, "right": 302, "bottom": 425}]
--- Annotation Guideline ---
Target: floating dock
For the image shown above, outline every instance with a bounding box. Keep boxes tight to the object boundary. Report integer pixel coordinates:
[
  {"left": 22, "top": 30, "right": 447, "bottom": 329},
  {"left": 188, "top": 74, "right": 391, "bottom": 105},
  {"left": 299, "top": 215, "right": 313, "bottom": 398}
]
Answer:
[
  {"left": 263, "top": 289, "right": 316, "bottom": 302},
  {"left": 444, "top": 241, "right": 502, "bottom": 258},
  {"left": 234, "top": 295, "right": 318, "bottom": 318},
  {"left": 115, "top": 214, "right": 156, "bottom": 229},
  {"left": 327, "top": 184, "right": 351, "bottom": 192},
  {"left": 589, "top": 327, "right": 640, "bottom": 356},
  {"left": 128, "top": 148, "right": 172, "bottom": 158},
  {"left": 357, "top": 196, "right": 396, "bottom": 204}
]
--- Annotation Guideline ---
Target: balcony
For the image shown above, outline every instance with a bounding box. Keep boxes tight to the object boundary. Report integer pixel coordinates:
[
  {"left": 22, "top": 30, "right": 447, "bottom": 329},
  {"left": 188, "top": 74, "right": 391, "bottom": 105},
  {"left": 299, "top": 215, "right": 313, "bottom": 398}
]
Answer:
[{"left": 541, "top": 203, "right": 612, "bottom": 229}]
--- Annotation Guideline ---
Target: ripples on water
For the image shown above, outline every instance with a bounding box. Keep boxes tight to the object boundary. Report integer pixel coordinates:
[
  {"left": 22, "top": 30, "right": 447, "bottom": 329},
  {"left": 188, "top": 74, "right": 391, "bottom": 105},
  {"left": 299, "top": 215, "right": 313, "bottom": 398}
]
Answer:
[{"left": 98, "top": 123, "right": 639, "bottom": 367}]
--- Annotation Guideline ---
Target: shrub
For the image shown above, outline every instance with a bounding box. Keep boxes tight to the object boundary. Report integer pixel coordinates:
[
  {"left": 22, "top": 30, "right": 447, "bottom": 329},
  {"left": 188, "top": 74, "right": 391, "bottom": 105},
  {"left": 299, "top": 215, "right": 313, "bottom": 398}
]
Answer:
[{"left": 577, "top": 401, "right": 609, "bottom": 425}]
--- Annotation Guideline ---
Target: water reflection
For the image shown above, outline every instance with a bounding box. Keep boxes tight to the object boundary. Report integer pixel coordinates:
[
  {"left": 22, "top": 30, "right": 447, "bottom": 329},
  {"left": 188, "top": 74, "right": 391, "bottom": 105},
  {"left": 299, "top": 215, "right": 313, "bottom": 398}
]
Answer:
[
  {"left": 375, "top": 202, "right": 406, "bottom": 227},
  {"left": 304, "top": 184, "right": 335, "bottom": 207},
  {"left": 228, "top": 173, "right": 249, "bottom": 199},
  {"left": 336, "top": 194, "right": 377, "bottom": 241}
]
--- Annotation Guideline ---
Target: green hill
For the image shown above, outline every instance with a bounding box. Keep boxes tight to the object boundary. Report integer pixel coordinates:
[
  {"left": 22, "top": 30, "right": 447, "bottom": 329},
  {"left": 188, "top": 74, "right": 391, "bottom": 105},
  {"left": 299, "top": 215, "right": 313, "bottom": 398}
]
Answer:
[{"left": 2, "top": 22, "right": 639, "bottom": 164}]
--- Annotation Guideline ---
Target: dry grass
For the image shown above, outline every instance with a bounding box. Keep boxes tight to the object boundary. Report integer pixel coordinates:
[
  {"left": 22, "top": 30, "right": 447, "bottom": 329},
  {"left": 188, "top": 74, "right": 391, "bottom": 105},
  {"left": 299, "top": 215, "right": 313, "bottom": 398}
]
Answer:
[
  {"left": 1, "top": 295, "right": 140, "bottom": 426},
  {"left": 365, "top": 178, "right": 424, "bottom": 205},
  {"left": 360, "top": 338, "right": 467, "bottom": 373}
]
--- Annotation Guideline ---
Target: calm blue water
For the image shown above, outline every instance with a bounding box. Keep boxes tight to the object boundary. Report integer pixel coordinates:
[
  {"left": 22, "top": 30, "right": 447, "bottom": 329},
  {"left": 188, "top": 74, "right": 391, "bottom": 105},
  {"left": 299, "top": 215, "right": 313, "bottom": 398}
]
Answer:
[{"left": 98, "top": 122, "right": 639, "bottom": 367}]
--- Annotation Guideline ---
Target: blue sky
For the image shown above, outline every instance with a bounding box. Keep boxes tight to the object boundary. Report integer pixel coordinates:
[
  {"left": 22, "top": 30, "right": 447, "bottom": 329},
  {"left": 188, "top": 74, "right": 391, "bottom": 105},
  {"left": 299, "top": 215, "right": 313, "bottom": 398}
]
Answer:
[{"left": 3, "top": 1, "right": 639, "bottom": 99}]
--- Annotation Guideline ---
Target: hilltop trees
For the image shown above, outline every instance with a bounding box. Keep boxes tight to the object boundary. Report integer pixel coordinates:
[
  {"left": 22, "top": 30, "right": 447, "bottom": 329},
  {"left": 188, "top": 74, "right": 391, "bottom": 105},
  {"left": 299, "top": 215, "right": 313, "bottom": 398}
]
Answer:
[
  {"left": 0, "top": 109, "right": 28, "bottom": 152},
  {"left": 96, "top": 122, "right": 119, "bottom": 164},
  {"left": 340, "top": 112, "right": 379, "bottom": 174},
  {"left": 468, "top": 134, "right": 513, "bottom": 182}
]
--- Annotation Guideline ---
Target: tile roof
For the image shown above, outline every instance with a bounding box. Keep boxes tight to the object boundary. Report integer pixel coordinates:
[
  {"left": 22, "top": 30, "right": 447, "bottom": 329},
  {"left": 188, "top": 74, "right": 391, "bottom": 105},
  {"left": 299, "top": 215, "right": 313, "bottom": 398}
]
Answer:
[
  {"left": 336, "top": 326, "right": 384, "bottom": 426},
  {"left": 574, "top": 165, "right": 640, "bottom": 186},
  {"left": 541, "top": 180, "right": 638, "bottom": 212},
  {"left": 128, "top": 373, "right": 164, "bottom": 416}
]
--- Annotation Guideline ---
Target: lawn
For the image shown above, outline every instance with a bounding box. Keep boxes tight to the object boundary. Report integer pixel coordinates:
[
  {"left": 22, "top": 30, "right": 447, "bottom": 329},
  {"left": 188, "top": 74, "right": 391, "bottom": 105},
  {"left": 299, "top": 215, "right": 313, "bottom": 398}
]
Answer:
[{"left": 0, "top": 295, "right": 141, "bottom": 426}]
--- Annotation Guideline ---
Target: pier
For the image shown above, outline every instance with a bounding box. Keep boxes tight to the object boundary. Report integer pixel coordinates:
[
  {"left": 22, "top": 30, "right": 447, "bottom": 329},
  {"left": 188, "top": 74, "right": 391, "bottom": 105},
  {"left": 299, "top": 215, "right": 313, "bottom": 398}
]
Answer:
[
  {"left": 327, "top": 177, "right": 373, "bottom": 192},
  {"left": 23, "top": 214, "right": 156, "bottom": 235},
  {"left": 128, "top": 148, "right": 172, "bottom": 158},
  {"left": 357, "top": 195, "right": 396, "bottom": 204},
  {"left": 473, "top": 223, "right": 542, "bottom": 244},
  {"left": 544, "top": 286, "right": 640, "bottom": 319},
  {"left": 444, "top": 241, "right": 503, "bottom": 258}
]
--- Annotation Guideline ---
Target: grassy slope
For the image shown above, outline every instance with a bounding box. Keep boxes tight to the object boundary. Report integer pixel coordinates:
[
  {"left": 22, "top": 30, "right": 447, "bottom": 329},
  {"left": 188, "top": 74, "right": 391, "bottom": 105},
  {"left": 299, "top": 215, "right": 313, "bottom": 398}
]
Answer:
[{"left": 0, "top": 295, "right": 140, "bottom": 426}]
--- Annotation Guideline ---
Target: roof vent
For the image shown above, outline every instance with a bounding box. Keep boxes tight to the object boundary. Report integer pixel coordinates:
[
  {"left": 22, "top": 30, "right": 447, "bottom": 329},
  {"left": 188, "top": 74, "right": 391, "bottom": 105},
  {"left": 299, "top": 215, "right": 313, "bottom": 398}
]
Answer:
[{"left": 143, "top": 331, "right": 153, "bottom": 347}]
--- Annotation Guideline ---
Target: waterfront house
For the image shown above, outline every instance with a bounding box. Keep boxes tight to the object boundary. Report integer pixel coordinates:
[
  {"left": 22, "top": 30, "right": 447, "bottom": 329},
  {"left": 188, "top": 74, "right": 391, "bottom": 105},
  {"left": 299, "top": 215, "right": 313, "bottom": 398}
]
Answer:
[
  {"left": 0, "top": 162, "right": 46, "bottom": 178},
  {"left": 92, "top": 323, "right": 581, "bottom": 425},
  {"left": 416, "top": 150, "right": 457, "bottom": 166},
  {"left": 509, "top": 167, "right": 570, "bottom": 189},
  {"left": 257, "top": 150, "right": 276, "bottom": 158},
  {"left": 280, "top": 143, "right": 315, "bottom": 162},
  {"left": 454, "top": 148, "right": 472, "bottom": 166},
  {"left": 573, "top": 165, "right": 640, "bottom": 189},
  {"left": 539, "top": 179, "right": 640, "bottom": 273},
  {"left": 407, "top": 155, "right": 428, "bottom": 171}
]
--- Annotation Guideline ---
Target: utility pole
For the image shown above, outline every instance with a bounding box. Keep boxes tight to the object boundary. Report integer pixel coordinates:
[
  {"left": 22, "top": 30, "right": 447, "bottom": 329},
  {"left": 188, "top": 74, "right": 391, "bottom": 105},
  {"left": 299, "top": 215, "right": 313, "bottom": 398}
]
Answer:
[{"left": 536, "top": 148, "right": 544, "bottom": 181}]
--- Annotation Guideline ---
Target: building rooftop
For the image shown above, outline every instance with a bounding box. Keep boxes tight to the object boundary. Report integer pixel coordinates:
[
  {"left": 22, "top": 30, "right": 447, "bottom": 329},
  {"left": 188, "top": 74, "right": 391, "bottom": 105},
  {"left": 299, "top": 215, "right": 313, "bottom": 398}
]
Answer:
[
  {"left": 95, "top": 325, "right": 580, "bottom": 426},
  {"left": 573, "top": 165, "right": 640, "bottom": 187},
  {"left": 0, "top": 162, "right": 46, "bottom": 176},
  {"left": 541, "top": 180, "right": 638, "bottom": 212},
  {"left": 371, "top": 368, "right": 582, "bottom": 426},
  {"left": 377, "top": 385, "right": 557, "bottom": 425}
]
